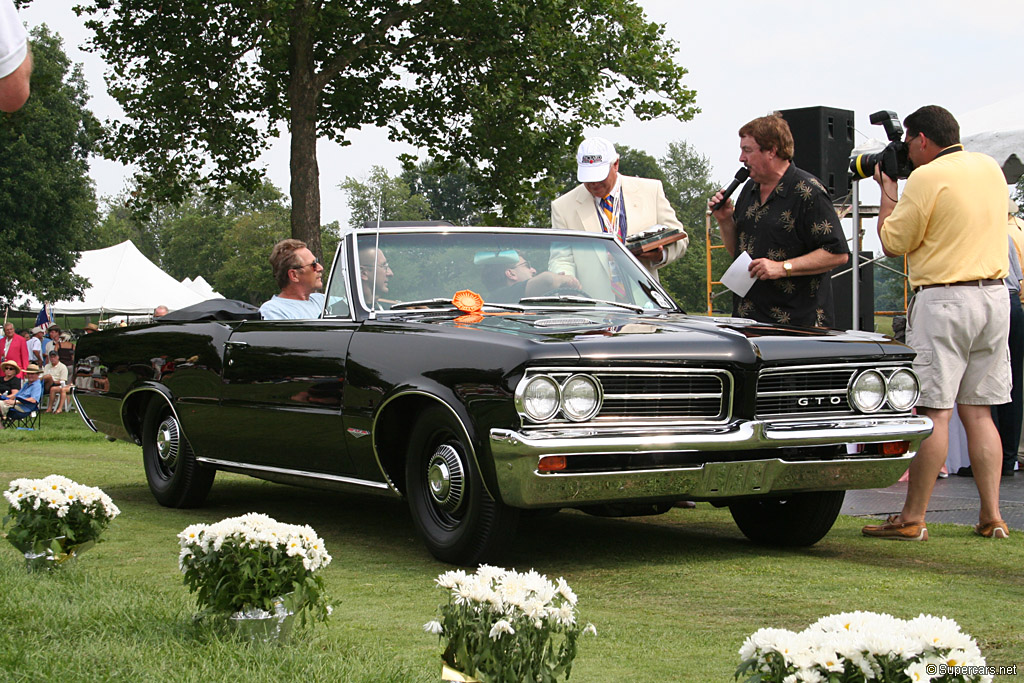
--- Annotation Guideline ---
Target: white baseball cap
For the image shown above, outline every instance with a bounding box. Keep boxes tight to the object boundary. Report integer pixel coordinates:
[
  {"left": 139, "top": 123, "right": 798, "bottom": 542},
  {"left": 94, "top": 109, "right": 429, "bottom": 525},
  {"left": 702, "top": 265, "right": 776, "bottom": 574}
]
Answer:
[{"left": 576, "top": 137, "right": 618, "bottom": 183}]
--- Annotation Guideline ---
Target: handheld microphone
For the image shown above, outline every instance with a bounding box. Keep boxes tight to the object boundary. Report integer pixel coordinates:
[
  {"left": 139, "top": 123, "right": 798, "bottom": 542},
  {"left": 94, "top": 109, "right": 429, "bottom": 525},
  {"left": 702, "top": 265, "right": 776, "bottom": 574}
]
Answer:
[{"left": 712, "top": 167, "right": 750, "bottom": 211}]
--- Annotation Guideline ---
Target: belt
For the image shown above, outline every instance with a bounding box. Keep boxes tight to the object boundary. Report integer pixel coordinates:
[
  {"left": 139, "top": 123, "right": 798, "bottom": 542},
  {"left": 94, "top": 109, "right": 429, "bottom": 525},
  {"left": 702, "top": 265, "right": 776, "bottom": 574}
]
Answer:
[{"left": 913, "top": 278, "right": 1003, "bottom": 293}]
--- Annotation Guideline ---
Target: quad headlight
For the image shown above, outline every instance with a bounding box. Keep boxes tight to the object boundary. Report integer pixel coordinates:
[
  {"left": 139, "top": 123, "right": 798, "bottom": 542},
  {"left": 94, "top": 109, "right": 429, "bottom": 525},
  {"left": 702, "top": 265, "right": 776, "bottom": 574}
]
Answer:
[
  {"left": 561, "top": 374, "right": 602, "bottom": 422},
  {"left": 885, "top": 368, "right": 920, "bottom": 411},
  {"left": 519, "top": 375, "right": 561, "bottom": 422},
  {"left": 516, "top": 373, "right": 603, "bottom": 423},
  {"left": 848, "top": 367, "right": 921, "bottom": 413},
  {"left": 848, "top": 369, "right": 886, "bottom": 413}
]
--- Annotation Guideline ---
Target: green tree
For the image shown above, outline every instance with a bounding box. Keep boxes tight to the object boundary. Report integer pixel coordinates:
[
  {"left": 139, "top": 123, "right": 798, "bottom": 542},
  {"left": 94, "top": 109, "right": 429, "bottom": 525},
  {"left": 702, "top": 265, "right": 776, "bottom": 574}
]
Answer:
[
  {"left": 93, "top": 189, "right": 161, "bottom": 264},
  {"left": 401, "top": 158, "right": 487, "bottom": 226},
  {"left": 656, "top": 141, "right": 722, "bottom": 313},
  {"left": 0, "top": 25, "right": 101, "bottom": 309},
  {"left": 93, "top": 180, "right": 340, "bottom": 305},
  {"left": 340, "top": 166, "right": 431, "bottom": 231},
  {"left": 71, "top": 0, "right": 697, "bottom": 257}
]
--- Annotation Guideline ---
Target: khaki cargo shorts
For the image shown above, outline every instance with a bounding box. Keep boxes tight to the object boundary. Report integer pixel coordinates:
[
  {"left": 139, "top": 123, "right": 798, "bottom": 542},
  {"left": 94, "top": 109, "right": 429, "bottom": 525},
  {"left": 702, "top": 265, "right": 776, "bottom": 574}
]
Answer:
[{"left": 906, "top": 283, "right": 1010, "bottom": 409}]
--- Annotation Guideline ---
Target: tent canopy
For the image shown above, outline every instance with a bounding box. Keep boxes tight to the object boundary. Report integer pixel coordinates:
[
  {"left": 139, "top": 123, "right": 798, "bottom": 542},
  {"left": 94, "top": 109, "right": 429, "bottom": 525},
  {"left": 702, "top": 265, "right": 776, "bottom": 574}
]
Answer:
[
  {"left": 15, "top": 240, "right": 210, "bottom": 315},
  {"left": 182, "top": 275, "right": 223, "bottom": 300}
]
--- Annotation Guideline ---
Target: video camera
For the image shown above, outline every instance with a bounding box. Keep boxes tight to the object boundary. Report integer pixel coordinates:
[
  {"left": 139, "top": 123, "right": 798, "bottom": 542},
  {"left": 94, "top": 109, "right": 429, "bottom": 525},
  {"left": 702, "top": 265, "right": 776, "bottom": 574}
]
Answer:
[{"left": 849, "top": 110, "right": 913, "bottom": 181}]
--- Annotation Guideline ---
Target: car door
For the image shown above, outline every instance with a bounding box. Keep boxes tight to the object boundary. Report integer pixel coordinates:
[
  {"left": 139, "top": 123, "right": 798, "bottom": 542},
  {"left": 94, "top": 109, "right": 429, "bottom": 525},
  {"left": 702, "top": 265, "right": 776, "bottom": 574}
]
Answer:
[{"left": 213, "top": 318, "right": 358, "bottom": 474}]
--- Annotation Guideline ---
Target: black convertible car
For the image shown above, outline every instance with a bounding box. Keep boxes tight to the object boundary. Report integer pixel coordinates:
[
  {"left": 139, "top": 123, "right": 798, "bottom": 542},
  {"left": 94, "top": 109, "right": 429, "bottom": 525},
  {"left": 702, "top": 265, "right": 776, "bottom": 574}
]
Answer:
[{"left": 73, "top": 226, "right": 932, "bottom": 564}]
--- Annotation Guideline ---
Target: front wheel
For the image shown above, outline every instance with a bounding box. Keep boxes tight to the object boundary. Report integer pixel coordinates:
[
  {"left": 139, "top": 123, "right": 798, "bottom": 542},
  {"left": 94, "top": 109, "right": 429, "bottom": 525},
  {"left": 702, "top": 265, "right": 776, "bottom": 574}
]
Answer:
[
  {"left": 729, "top": 491, "right": 845, "bottom": 546},
  {"left": 142, "top": 399, "right": 215, "bottom": 508},
  {"left": 405, "top": 405, "right": 518, "bottom": 565}
]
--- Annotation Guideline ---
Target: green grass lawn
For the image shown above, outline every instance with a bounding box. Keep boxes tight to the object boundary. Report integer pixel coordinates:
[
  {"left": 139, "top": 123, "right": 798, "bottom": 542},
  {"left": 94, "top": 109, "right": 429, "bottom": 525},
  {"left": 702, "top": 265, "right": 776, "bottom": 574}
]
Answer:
[{"left": 2, "top": 414, "right": 1022, "bottom": 681}]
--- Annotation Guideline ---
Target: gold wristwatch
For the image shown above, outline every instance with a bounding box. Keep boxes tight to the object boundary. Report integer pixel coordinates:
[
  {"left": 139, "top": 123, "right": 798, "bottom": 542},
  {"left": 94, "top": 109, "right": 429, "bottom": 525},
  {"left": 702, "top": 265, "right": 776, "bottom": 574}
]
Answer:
[{"left": 783, "top": 261, "right": 793, "bottom": 276}]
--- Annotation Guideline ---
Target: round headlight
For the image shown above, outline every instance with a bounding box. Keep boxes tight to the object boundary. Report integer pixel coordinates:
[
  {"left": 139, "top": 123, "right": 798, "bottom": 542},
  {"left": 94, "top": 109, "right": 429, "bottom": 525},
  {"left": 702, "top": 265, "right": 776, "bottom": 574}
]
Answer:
[
  {"left": 849, "top": 370, "right": 886, "bottom": 413},
  {"left": 561, "top": 374, "right": 602, "bottom": 422},
  {"left": 520, "top": 375, "right": 560, "bottom": 422},
  {"left": 886, "top": 368, "right": 919, "bottom": 411}
]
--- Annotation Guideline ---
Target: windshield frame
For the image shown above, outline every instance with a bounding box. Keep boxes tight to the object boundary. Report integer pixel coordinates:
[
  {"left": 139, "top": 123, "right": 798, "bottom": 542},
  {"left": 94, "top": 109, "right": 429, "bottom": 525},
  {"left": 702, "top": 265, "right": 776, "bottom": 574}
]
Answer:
[{"left": 336, "top": 226, "right": 679, "bottom": 317}]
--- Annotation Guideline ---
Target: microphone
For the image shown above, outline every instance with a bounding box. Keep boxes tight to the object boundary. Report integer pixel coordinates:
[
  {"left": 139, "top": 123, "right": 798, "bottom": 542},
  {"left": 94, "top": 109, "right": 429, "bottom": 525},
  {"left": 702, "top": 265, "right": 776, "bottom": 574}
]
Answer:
[{"left": 712, "top": 167, "right": 750, "bottom": 211}]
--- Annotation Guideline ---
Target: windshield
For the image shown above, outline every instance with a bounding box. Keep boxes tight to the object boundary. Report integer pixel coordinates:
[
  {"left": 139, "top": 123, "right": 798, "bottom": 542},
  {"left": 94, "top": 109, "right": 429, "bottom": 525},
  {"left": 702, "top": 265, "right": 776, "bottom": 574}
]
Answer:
[{"left": 338, "top": 231, "right": 677, "bottom": 313}]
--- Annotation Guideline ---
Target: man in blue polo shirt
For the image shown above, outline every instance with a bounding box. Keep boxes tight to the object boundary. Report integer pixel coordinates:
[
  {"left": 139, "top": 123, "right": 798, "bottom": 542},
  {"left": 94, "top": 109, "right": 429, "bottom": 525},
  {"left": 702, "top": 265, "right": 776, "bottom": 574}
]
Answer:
[{"left": 1, "top": 362, "right": 42, "bottom": 426}]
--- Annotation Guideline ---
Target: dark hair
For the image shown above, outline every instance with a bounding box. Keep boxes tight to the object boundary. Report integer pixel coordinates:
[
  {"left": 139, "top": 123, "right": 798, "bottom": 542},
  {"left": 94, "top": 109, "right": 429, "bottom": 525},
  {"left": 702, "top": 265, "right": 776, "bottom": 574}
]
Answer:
[
  {"left": 480, "top": 254, "right": 519, "bottom": 292},
  {"left": 904, "top": 105, "right": 960, "bottom": 148},
  {"left": 739, "top": 113, "right": 794, "bottom": 160},
  {"left": 269, "top": 239, "right": 308, "bottom": 289}
]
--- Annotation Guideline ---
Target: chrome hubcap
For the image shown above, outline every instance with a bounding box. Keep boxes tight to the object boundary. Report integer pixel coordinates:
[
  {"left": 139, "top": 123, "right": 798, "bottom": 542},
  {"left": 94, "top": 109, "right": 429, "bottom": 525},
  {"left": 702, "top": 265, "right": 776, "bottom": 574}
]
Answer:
[
  {"left": 155, "top": 416, "right": 179, "bottom": 470},
  {"left": 427, "top": 444, "right": 464, "bottom": 513}
]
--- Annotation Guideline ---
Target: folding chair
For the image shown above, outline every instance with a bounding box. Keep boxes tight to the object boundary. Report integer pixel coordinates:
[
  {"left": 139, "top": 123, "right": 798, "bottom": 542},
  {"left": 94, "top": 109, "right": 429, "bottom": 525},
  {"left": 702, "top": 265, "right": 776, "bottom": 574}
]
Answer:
[{"left": 2, "top": 407, "right": 41, "bottom": 430}]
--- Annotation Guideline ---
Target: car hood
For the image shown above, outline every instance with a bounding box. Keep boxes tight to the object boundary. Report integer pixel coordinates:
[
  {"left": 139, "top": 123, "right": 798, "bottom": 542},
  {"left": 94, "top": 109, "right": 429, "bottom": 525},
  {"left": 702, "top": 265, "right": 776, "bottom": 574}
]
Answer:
[{"left": 404, "top": 309, "right": 910, "bottom": 365}]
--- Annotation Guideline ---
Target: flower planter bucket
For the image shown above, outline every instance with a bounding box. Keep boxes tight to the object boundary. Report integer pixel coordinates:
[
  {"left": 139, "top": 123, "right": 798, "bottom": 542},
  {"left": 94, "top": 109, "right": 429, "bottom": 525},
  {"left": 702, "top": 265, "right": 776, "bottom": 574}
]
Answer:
[
  {"left": 21, "top": 537, "right": 94, "bottom": 573},
  {"left": 228, "top": 603, "right": 296, "bottom": 643},
  {"left": 441, "top": 662, "right": 481, "bottom": 682}
]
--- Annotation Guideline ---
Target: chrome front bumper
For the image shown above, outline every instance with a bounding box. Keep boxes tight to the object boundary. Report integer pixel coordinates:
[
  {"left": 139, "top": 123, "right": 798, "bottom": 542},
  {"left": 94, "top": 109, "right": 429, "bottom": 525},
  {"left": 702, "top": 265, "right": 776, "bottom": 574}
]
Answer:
[{"left": 489, "top": 416, "right": 932, "bottom": 508}]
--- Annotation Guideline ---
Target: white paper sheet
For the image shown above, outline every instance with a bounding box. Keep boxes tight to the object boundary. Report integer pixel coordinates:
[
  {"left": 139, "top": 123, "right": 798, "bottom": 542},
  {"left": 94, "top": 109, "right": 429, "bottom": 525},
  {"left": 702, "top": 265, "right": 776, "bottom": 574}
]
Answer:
[{"left": 721, "top": 251, "right": 756, "bottom": 297}]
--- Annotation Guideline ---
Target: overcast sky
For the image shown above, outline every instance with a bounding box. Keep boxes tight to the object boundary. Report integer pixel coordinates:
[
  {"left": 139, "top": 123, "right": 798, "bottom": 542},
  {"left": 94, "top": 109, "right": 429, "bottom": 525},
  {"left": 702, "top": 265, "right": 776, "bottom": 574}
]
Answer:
[{"left": 17, "top": 0, "right": 1024, "bottom": 254}]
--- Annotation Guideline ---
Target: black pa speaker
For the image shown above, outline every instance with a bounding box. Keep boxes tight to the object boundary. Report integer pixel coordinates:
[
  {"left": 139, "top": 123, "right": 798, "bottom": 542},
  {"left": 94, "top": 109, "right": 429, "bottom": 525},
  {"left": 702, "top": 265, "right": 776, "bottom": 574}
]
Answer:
[
  {"left": 779, "top": 106, "right": 854, "bottom": 200},
  {"left": 830, "top": 252, "right": 874, "bottom": 331}
]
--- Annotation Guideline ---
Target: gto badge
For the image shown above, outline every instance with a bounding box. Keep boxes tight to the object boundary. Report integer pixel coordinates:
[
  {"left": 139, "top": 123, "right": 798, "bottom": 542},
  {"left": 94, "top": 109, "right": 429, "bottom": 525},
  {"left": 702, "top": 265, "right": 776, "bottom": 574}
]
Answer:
[
  {"left": 797, "top": 396, "right": 843, "bottom": 407},
  {"left": 347, "top": 428, "right": 370, "bottom": 438}
]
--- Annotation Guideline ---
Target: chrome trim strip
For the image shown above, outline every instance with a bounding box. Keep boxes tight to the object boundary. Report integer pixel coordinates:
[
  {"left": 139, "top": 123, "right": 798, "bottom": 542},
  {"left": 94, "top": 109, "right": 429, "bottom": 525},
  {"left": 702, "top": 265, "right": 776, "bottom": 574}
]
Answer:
[
  {"left": 758, "top": 389, "right": 847, "bottom": 397},
  {"left": 605, "top": 392, "right": 723, "bottom": 400},
  {"left": 758, "top": 361, "right": 910, "bottom": 374},
  {"left": 71, "top": 387, "right": 98, "bottom": 433},
  {"left": 195, "top": 457, "right": 391, "bottom": 490}
]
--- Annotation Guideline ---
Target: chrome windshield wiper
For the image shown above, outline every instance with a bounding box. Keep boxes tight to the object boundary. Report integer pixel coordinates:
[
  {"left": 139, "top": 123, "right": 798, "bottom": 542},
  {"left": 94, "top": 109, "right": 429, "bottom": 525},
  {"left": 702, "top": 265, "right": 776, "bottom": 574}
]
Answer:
[{"left": 517, "top": 295, "right": 644, "bottom": 313}]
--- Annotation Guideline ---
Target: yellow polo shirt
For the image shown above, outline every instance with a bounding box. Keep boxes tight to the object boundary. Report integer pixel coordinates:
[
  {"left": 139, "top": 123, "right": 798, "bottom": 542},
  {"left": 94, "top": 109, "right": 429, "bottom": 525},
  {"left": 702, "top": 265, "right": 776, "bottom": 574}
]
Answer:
[
  {"left": 1010, "top": 215, "right": 1024, "bottom": 269},
  {"left": 880, "top": 148, "right": 1008, "bottom": 288}
]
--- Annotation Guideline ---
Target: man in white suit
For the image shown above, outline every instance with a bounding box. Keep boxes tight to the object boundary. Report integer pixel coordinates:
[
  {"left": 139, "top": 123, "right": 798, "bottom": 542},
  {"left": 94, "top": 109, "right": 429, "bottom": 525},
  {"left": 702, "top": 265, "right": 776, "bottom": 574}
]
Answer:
[{"left": 549, "top": 138, "right": 687, "bottom": 298}]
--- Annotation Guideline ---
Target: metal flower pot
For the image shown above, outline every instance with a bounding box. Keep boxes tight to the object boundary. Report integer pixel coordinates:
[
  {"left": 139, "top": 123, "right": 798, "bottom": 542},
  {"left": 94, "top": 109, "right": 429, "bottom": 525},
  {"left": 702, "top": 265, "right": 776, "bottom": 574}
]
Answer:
[
  {"left": 228, "top": 600, "right": 296, "bottom": 643},
  {"left": 21, "top": 537, "right": 93, "bottom": 572}
]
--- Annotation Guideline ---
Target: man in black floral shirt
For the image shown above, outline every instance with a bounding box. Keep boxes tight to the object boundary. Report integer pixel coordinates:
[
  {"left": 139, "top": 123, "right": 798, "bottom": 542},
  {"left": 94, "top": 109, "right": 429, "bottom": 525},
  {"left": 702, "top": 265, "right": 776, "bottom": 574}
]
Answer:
[{"left": 710, "top": 114, "right": 849, "bottom": 327}]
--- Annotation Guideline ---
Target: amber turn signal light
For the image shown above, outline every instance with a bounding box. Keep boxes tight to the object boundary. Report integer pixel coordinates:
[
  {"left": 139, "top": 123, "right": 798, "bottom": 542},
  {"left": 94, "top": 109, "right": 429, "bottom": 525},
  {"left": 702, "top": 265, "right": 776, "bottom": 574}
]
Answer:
[
  {"left": 538, "top": 455, "right": 567, "bottom": 472},
  {"left": 880, "top": 441, "right": 909, "bottom": 456}
]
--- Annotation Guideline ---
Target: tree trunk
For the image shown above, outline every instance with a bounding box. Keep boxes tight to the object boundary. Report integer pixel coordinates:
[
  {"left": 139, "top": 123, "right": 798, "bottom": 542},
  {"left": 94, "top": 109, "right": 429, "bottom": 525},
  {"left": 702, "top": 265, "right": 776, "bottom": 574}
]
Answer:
[{"left": 288, "top": 2, "right": 322, "bottom": 258}]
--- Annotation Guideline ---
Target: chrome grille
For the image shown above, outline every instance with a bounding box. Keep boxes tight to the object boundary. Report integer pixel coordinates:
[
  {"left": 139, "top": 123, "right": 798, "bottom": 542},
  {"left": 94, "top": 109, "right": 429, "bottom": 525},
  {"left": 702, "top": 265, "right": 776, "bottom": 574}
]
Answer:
[
  {"left": 756, "top": 364, "right": 911, "bottom": 418},
  {"left": 524, "top": 368, "right": 730, "bottom": 424}
]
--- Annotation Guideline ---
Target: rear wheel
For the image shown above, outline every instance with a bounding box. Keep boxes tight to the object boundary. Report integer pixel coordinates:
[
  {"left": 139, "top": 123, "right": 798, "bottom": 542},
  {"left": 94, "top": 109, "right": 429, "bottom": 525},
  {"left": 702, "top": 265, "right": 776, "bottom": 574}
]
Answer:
[
  {"left": 405, "top": 405, "right": 518, "bottom": 565},
  {"left": 142, "top": 399, "right": 214, "bottom": 508},
  {"left": 729, "top": 491, "right": 845, "bottom": 546}
]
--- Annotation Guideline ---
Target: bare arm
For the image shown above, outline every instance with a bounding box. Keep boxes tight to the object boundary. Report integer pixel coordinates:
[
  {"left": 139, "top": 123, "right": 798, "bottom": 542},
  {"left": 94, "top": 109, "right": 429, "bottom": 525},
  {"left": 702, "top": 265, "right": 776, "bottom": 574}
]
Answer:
[
  {"left": 747, "top": 248, "right": 849, "bottom": 281},
  {"left": 873, "top": 166, "right": 900, "bottom": 258},
  {"left": 0, "top": 44, "right": 31, "bottom": 112}
]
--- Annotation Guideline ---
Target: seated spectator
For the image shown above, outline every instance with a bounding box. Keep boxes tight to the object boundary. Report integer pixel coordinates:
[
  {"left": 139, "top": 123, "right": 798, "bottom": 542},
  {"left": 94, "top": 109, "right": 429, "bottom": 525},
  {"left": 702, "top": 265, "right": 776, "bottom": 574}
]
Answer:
[
  {"left": 259, "top": 239, "right": 326, "bottom": 320},
  {"left": 0, "top": 360, "right": 22, "bottom": 398},
  {"left": 1, "top": 362, "right": 42, "bottom": 426},
  {"left": 42, "top": 350, "right": 69, "bottom": 413},
  {"left": 83, "top": 323, "right": 99, "bottom": 334},
  {"left": 479, "top": 250, "right": 581, "bottom": 303},
  {"left": 153, "top": 305, "right": 169, "bottom": 318},
  {"left": 27, "top": 325, "right": 45, "bottom": 365}
]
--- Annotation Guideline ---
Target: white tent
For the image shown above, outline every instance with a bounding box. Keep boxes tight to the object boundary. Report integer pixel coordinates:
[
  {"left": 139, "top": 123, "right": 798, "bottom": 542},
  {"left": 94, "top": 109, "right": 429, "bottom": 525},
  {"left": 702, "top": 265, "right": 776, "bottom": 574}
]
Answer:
[
  {"left": 15, "top": 240, "right": 207, "bottom": 315},
  {"left": 182, "top": 275, "right": 223, "bottom": 300}
]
